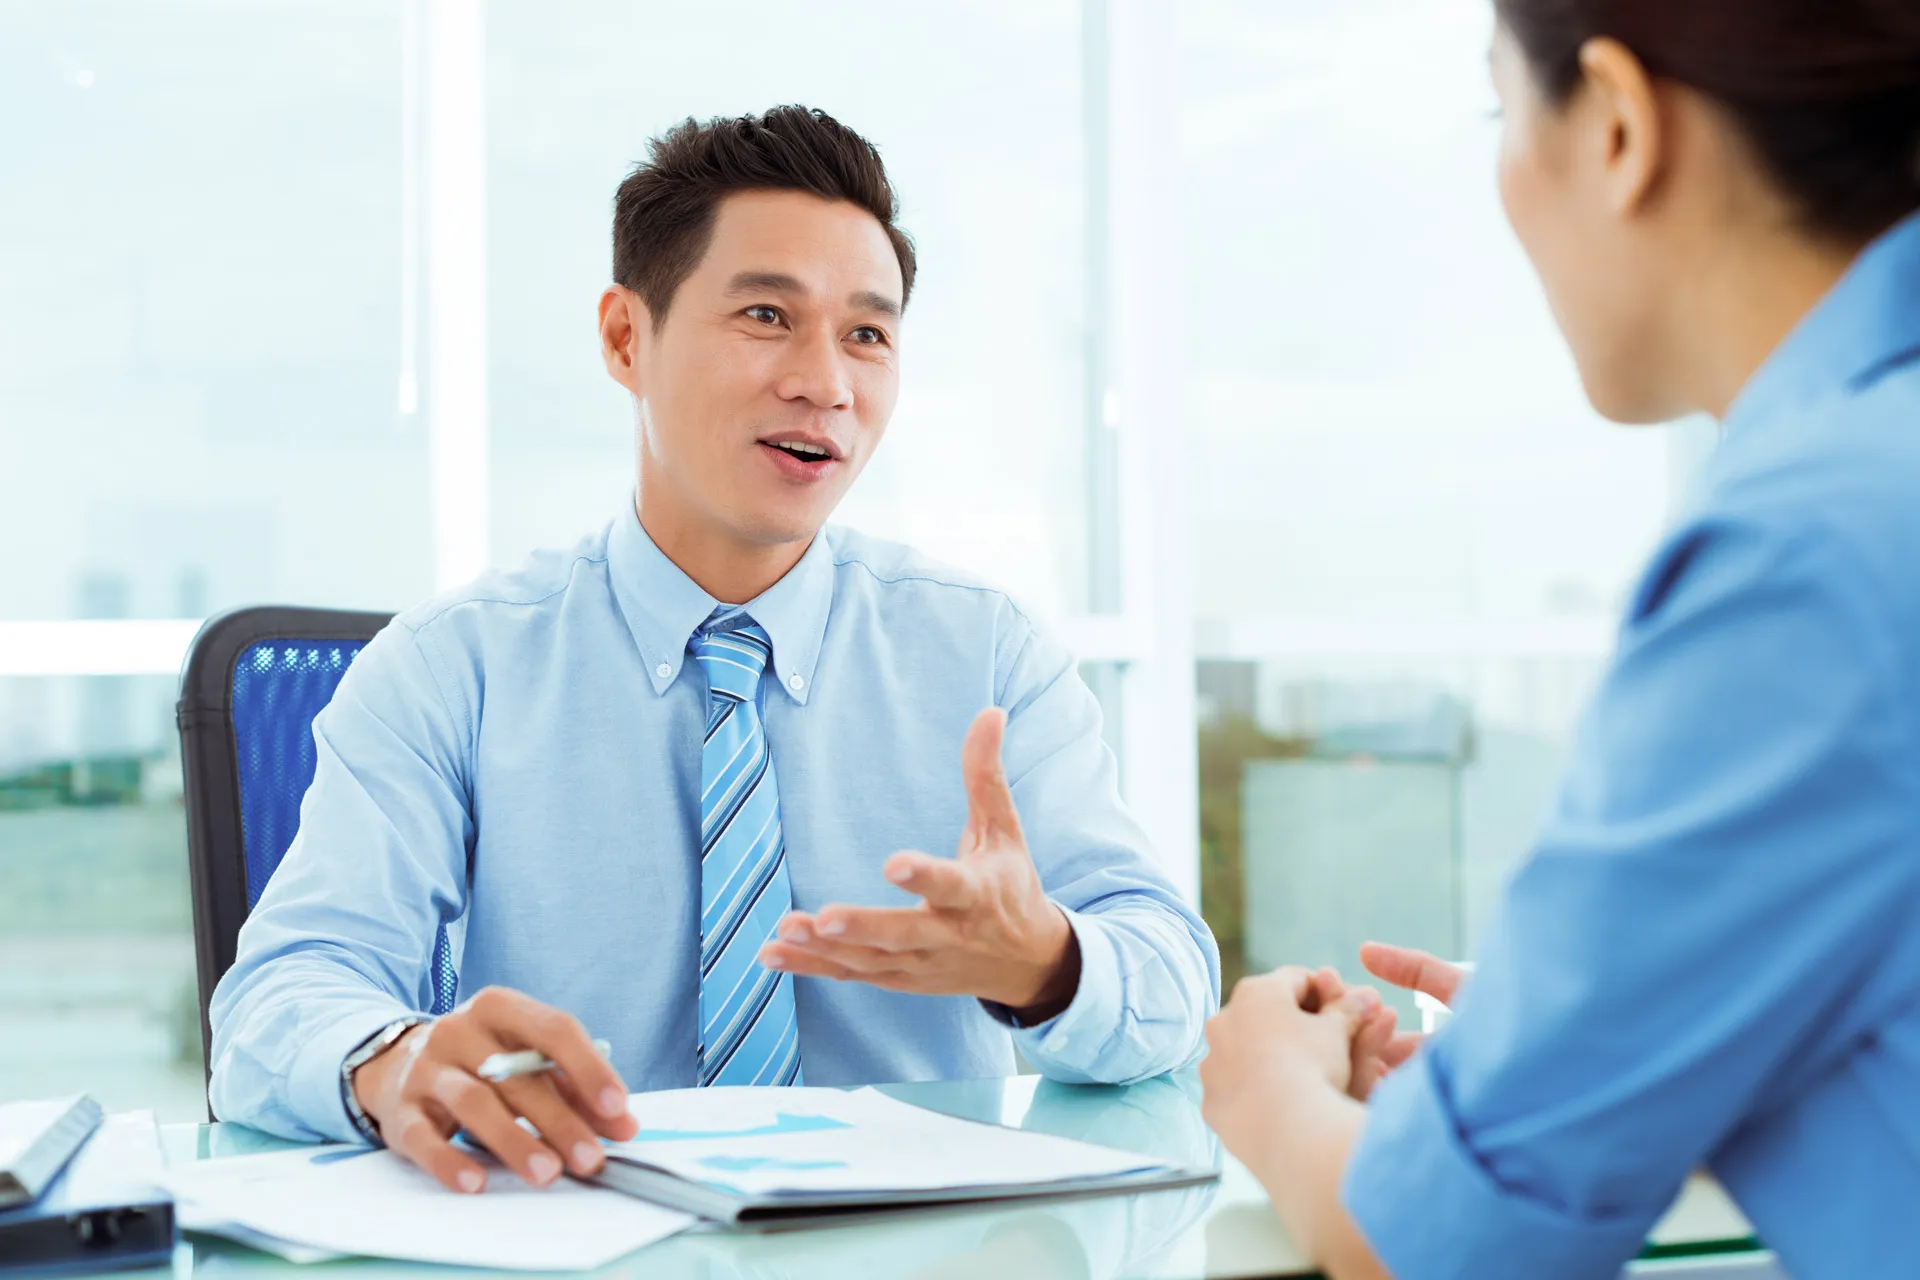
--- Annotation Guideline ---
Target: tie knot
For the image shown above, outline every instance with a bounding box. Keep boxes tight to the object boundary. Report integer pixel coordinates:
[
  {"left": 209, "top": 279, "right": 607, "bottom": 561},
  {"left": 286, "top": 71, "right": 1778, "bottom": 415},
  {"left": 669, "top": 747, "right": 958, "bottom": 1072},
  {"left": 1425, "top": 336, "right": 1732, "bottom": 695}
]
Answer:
[{"left": 691, "top": 616, "right": 772, "bottom": 702}]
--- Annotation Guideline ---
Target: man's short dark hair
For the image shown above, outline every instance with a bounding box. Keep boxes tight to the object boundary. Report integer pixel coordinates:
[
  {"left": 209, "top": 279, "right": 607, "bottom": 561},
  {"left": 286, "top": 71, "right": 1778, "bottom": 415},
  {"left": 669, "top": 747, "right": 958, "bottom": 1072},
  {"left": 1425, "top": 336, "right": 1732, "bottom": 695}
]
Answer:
[{"left": 612, "top": 105, "right": 917, "bottom": 330}]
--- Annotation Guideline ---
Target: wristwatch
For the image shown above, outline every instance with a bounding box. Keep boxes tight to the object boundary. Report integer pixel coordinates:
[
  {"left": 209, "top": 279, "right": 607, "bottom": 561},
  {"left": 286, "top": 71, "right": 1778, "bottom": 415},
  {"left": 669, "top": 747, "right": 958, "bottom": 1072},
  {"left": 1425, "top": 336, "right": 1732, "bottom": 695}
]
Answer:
[{"left": 339, "top": 1015, "right": 433, "bottom": 1146}]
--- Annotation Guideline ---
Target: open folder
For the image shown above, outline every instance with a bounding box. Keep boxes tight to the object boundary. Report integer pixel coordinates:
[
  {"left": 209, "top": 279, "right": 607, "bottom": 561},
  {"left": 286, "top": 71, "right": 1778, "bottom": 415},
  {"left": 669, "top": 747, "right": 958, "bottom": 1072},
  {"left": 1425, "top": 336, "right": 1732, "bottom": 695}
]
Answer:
[
  {"left": 0, "top": 1109, "right": 174, "bottom": 1275},
  {"left": 593, "top": 1086, "right": 1217, "bottom": 1229}
]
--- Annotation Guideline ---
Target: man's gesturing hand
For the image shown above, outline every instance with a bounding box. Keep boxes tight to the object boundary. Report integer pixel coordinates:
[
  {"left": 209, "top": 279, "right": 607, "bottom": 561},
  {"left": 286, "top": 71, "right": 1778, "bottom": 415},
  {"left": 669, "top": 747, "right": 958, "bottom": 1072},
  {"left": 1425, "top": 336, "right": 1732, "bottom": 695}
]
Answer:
[
  {"left": 760, "top": 707, "right": 1082, "bottom": 1021},
  {"left": 350, "top": 986, "right": 639, "bottom": 1194}
]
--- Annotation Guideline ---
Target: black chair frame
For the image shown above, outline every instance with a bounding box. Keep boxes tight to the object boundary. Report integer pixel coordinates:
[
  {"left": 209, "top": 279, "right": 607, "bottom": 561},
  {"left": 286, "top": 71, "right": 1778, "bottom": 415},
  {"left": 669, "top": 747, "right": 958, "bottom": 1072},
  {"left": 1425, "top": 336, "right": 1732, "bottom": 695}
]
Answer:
[{"left": 176, "top": 605, "right": 394, "bottom": 1085}]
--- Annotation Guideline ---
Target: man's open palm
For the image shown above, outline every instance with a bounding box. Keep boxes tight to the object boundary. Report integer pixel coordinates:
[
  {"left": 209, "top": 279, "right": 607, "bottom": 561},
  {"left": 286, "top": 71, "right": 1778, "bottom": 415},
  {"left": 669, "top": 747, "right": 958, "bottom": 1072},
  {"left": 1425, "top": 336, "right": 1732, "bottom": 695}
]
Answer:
[{"left": 760, "top": 707, "right": 1081, "bottom": 1019}]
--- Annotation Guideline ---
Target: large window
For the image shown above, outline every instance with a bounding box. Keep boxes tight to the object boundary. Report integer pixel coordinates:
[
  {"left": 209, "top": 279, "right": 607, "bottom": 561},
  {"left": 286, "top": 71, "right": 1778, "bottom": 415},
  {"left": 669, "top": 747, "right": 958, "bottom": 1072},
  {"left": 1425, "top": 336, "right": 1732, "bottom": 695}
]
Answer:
[
  {"left": 485, "top": 0, "right": 1095, "bottom": 618},
  {"left": 1, "top": 0, "right": 421, "bottom": 1120},
  {"left": 1178, "top": 0, "right": 1701, "bottom": 1002},
  {"left": 3, "top": 0, "right": 1703, "bottom": 1117},
  {"left": 3, "top": 0, "right": 1186, "bottom": 1119}
]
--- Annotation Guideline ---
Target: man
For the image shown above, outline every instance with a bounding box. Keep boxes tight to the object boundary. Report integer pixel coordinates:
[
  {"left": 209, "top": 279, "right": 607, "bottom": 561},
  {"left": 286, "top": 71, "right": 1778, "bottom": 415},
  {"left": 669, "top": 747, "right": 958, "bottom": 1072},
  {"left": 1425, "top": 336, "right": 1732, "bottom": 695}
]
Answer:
[{"left": 209, "top": 106, "right": 1219, "bottom": 1195}]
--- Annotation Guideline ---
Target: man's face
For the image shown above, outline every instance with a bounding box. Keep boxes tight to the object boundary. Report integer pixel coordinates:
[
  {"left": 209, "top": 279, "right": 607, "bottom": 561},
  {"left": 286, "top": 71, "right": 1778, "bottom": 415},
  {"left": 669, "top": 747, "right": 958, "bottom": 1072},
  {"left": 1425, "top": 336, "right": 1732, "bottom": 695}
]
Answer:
[{"left": 604, "top": 190, "right": 904, "bottom": 549}]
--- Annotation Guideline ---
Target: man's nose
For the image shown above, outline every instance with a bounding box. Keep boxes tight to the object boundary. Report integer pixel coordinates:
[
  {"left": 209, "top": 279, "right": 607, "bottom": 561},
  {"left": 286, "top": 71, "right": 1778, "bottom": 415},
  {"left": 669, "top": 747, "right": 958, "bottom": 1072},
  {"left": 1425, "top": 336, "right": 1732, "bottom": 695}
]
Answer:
[{"left": 775, "top": 327, "right": 854, "bottom": 410}]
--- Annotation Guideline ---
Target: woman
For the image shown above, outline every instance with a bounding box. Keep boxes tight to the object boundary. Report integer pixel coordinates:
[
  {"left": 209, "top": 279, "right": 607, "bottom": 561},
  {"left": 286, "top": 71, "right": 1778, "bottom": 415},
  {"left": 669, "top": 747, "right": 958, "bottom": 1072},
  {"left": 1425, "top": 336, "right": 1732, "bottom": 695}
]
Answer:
[{"left": 1199, "top": 2, "right": 1920, "bottom": 1277}]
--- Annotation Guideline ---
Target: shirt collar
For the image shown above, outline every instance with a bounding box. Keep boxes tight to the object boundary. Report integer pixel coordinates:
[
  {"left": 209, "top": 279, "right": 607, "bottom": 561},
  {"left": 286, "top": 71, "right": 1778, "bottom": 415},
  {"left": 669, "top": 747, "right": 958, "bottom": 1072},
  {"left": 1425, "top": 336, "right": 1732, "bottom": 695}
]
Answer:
[
  {"left": 1724, "top": 208, "right": 1920, "bottom": 436},
  {"left": 607, "top": 498, "right": 833, "bottom": 705}
]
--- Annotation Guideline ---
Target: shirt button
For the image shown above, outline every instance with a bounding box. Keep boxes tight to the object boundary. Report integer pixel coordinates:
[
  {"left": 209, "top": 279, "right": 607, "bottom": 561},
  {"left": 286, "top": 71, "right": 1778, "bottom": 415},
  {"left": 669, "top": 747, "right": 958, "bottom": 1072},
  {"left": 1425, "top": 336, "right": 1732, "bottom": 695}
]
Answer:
[
  {"left": 656, "top": 663, "right": 671, "bottom": 679},
  {"left": 789, "top": 674, "right": 806, "bottom": 692}
]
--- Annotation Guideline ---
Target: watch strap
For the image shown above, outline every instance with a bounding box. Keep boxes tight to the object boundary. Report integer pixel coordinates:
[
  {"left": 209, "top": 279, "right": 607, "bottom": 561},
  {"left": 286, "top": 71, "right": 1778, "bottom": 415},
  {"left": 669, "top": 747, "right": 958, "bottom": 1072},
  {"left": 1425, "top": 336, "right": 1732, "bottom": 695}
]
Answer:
[{"left": 339, "top": 1015, "right": 432, "bottom": 1146}]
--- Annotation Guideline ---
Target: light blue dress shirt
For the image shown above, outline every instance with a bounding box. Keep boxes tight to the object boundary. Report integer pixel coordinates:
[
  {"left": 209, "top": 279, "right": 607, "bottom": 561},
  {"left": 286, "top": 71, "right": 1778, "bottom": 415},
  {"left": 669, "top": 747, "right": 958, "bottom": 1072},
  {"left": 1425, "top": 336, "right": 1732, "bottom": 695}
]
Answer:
[
  {"left": 1345, "top": 212, "right": 1920, "bottom": 1278},
  {"left": 208, "top": 513, "right": 1220, "bottom": 1143}
]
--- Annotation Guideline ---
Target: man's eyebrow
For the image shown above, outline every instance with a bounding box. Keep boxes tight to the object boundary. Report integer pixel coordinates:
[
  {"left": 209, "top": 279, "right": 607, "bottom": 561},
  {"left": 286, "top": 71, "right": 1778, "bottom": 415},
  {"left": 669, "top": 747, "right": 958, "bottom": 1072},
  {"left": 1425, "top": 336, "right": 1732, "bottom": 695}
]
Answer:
[
  {"left": 850, "top": 290, "right": 902, "bottom": 318},
  {"left": 724, "top": 270, "right": 808, "bottom": 297},
  {"left": 723, "top": 271, "right": 900, "bottom": 318}
]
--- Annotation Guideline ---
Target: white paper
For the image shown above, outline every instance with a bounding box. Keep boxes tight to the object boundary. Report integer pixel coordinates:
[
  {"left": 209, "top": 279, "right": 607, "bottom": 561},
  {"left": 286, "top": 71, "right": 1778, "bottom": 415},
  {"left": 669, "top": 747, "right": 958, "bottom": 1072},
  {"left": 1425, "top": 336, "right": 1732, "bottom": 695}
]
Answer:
[
  {"left": 160, "top": 1144, "right": 693, "bottom": 1271},
  {"left": 0, "top": 1098, "right": 86, "bottom": 1170},
  {"left": 173, "top": 1197, "right": 349, "bottom": 1265},
  {"left": 610, "top": 1086, "right": 1168, "bottom": 1199},
  {"left": 63, "top": 1110, "right": 165, "bottom": 1204}
]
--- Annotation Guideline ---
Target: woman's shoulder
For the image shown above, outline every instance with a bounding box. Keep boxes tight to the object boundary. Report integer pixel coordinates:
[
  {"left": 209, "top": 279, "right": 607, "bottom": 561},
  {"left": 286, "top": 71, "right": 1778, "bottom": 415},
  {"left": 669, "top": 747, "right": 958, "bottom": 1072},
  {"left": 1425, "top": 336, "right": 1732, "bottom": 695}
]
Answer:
[{"left": 1690, "top": 363, "right": 1920, "bottom": 615}]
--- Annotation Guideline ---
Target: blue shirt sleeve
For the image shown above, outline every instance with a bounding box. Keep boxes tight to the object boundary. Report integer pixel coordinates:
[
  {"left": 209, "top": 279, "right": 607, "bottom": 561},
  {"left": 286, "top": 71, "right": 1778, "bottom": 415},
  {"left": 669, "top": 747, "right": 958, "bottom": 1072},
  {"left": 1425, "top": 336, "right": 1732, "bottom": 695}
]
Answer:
[
  {"left": 1343, "top": 517, "right": 1920, "bottom": 1279},
  {"left": 207, "top": 619, "right": 475, "bottom": 1142},
  {"left": 986, "top": 617, "right": 1222, "bottom": 1083}
]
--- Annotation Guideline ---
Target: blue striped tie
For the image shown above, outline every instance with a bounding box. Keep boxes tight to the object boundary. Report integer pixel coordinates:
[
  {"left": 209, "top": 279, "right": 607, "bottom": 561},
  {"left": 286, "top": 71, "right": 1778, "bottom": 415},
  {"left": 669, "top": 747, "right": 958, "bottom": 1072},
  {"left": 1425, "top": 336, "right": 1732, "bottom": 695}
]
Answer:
[{"left": 691, "top": 614, "right": 802, "bottom": 1088}]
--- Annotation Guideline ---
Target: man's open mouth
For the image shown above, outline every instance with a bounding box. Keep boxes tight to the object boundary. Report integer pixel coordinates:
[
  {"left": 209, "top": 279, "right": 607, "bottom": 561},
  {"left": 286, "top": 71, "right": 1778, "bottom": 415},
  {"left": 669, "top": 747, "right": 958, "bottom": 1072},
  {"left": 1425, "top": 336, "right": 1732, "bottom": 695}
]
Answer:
[{"left": 763, "top": 439, "right": 837, "bottom": 465}]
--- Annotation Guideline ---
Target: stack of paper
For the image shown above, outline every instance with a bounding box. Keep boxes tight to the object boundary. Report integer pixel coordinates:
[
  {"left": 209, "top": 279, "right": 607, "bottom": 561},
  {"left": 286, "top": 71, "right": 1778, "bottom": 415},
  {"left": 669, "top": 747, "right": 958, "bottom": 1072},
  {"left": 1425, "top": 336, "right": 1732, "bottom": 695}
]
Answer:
[
  {"left": 598, "top": 1086, "right": 1213, "bottom": 1225},
  {"left": 162, "top": 1145, "right": 694, "bottom": 1270}
]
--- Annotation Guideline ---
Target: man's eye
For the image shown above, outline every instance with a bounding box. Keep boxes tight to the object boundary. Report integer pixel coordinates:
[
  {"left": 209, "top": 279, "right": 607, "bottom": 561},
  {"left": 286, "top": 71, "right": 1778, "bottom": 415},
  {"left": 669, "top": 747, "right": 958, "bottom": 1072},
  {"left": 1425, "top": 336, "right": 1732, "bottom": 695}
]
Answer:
[
  {"left": 746, "top": 305, "right": 782, "bottom": 325},
  {"left": 849, "top": 326, "right": 885, "bottom": 346}
]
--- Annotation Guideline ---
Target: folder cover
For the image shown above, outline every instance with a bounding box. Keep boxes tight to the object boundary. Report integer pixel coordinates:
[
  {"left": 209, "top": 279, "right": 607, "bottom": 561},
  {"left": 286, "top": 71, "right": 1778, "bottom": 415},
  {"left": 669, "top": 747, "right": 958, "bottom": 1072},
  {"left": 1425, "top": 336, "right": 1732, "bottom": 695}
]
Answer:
[
  {"left": 0, "top": 1111, "right": 175, "bottom": 1275},
  {"left": 592, "top": 1085, "right": 1218, "bottom": 1231}
]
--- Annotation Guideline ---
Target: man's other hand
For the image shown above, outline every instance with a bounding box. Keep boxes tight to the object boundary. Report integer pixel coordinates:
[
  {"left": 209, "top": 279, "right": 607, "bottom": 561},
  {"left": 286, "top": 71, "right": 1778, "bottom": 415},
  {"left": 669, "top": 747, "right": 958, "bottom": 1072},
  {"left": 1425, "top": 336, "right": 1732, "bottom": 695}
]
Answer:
[
  {"left": 350, "top": 986, "right": 639, "bottom": 1193},
  {"left": 760, "top": 707, "right": 1081, "bottom": 1022}
]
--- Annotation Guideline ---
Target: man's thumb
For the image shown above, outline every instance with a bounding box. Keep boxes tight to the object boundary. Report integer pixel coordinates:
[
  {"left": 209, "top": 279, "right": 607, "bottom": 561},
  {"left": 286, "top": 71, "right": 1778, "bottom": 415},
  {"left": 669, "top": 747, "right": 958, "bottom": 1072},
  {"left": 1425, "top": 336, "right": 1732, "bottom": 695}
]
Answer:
[{"left": 961, "top": 707, "right": 1022, "bottom": 845}]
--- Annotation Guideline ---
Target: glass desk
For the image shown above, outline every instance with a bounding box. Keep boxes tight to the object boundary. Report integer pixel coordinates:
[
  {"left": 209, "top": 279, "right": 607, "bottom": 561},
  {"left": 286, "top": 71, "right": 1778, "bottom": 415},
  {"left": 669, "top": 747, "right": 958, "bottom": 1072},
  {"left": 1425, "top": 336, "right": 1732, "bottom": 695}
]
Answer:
[{"left": 124, "top": 1074, "right": 1760, "bottom": 1279}]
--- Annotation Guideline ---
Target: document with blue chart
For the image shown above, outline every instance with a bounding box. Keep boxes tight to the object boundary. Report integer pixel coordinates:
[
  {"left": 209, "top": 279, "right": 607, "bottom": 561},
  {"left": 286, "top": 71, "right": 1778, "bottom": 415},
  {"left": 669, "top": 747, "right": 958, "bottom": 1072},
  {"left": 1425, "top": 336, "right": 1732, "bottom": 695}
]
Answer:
[{"left": 595, "top": 1086, "right": 1217, "bottom": 1228}]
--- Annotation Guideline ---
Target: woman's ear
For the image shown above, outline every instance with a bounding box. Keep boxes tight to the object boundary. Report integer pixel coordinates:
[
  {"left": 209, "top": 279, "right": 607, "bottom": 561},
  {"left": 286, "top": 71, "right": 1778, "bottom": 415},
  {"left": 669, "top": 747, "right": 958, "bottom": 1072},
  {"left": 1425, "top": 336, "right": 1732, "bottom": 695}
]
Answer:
[{"left": 1577, "top": 36, "right": 1666, "bottom": 219}]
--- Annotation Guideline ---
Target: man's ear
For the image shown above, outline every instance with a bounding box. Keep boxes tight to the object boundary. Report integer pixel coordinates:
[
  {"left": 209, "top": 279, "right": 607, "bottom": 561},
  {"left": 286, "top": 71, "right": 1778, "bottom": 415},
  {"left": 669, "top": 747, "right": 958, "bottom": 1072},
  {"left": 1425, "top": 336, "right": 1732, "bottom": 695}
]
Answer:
[
  {"left": 598, "top": 285, "right": 653, "bottom": 395},
  {"left": 1578, "top": 36, "right": 1665, "bottom": 219}
]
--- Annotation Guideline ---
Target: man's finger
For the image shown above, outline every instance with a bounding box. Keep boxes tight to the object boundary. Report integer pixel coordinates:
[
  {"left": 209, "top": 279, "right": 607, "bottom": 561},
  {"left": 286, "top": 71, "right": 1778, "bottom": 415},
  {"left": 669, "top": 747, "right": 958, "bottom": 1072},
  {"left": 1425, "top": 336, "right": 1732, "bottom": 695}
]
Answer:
[
  {"left": 494, "top": 1074, "right": 608, "bottom": 1177},
  {"left": 757, "top": 942, "right": 852, "bottom": 980},
  {"left": 758, "top": 941, "right": 911, "bottom": 987},
  {"left": 464, "top": 987, "right": 631, "bottom": 1123},
  {"left": 811, "top": 904, "right": 953, "bottom": 952},
  {"left": 883, "top": 850, "right": 977, "bottom": 910},
  {"left": 548, "top": 1070, "right": 638, "bottom": 1143},
  {"left": 1359, "top": 941, "right": 1464, "bottom": 1006},
  {"left": 387, "top": 1105, "right": 487, "bottom": 1194},
  {"left": 427, "top": 1066, "right": 565, "bottom": 1188},
  {"left": 767, "top": 928, "right": 927, "bottom": 973},
  {"left": 959, "top": 708, "right": 1026, "bottom": 848}
]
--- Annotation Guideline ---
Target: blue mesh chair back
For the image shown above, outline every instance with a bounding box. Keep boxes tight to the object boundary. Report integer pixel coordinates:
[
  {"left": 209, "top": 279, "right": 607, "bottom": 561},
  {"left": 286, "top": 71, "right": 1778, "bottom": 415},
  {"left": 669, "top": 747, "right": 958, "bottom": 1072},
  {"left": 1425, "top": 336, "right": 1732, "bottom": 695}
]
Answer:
[
  {"left": 179, "top": 606, "right": 459, "bottom": 1094},
  {"left": 230, "top": 639, "right": 458, "bottom": 1012}
]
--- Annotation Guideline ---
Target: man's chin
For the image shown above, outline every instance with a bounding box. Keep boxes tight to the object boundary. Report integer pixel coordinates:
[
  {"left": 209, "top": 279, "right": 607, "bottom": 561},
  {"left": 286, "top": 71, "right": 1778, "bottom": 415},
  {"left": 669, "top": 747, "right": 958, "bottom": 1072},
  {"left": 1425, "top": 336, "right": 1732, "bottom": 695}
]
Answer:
[
  {"left": 730, "top": 507, "right": 834, "bottom": 552},
  {"left": 728, "top": 485, "right": 849, "bottom": 549}
]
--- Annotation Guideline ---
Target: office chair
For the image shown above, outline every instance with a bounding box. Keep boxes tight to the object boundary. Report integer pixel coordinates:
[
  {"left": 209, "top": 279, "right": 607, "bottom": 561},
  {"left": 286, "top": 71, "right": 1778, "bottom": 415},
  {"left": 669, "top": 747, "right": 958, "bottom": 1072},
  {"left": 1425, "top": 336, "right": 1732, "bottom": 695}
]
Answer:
[{"left": 176, "top": 605, "right": 459, "bottom": 1091}]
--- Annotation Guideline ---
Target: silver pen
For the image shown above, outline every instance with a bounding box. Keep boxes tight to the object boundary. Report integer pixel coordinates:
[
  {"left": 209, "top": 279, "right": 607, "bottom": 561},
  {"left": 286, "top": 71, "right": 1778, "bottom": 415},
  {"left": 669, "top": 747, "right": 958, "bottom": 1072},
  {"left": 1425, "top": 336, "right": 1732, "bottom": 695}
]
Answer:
[{"left": 476, "top": 1038, "right": 612, "bottom": 1084}]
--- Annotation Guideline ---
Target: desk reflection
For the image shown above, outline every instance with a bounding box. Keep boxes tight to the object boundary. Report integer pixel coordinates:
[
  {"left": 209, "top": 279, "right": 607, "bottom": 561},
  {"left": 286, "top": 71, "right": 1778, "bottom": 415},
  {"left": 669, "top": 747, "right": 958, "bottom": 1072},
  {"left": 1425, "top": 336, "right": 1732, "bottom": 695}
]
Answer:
[{"left": 181, "top": 1074, "right": 1222, "bottom": 1280}]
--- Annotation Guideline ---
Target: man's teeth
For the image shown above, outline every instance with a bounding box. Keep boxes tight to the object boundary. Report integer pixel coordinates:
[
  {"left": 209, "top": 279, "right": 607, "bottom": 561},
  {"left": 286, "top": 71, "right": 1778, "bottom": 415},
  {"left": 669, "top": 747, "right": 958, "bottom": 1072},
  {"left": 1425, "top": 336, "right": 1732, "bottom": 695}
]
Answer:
[{"left": 773, "top": 441, "right": 829, "bottom": 457}]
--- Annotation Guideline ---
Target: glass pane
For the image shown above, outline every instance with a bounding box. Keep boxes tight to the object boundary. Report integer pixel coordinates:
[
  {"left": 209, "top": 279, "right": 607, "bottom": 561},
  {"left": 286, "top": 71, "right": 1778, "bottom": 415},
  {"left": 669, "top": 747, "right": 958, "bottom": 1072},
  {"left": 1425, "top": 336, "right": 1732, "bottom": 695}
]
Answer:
[
  {"left": 0, "top": 676, "right": 203, "bottom": 1120},
  {"left": 0, "top": 0, "right": 429, "bottom": 622},
  {"left": 0, "top": 0, "right": 418, "bottom": 1119},
  {"left": 1180, "top": 0, "right": 1678, "bottom": 999},
  {"left": 485, "top": 0, "right": 1092, "bottom": 618}
]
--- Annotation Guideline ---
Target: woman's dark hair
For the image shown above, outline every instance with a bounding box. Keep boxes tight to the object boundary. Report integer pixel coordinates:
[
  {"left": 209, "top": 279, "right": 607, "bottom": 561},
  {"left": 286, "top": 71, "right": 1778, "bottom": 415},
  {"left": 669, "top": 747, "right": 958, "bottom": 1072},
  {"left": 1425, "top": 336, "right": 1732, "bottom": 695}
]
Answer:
[
  {"left": 1494, "top": 0, "right": 1920, "bottom": 242},
  {"left": 613, "top": 105, "right": 916, "bottom": 330}
]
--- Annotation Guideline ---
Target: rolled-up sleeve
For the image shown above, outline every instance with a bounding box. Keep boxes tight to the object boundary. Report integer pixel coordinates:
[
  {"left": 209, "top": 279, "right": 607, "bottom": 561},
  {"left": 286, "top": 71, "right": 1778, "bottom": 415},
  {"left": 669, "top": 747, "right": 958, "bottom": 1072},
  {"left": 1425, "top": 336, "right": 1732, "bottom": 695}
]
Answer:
[
  {"left": 208, "top": 618, "right": 476, "bottom": 1142},
  {"left": 986, "top": 617, "right": 1221, "bottom": 1084},
  {"left": 1343, "top": 518, "right": 1920, "bottom": 1278}
]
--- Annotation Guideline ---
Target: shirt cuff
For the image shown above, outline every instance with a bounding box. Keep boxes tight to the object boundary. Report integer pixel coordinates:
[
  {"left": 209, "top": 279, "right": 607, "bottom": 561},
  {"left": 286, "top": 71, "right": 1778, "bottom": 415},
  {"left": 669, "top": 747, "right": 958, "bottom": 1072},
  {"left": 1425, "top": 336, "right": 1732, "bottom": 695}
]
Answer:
[
  {"left": 981, "top": 907, "right": 1124, "bottom": 1080},
  {"left": 293, "top": 1002, "right": 416, "bottom": 1144},
  {"left": 1342, "top": 1052, "right": 1655, "bottom": 1280}
]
